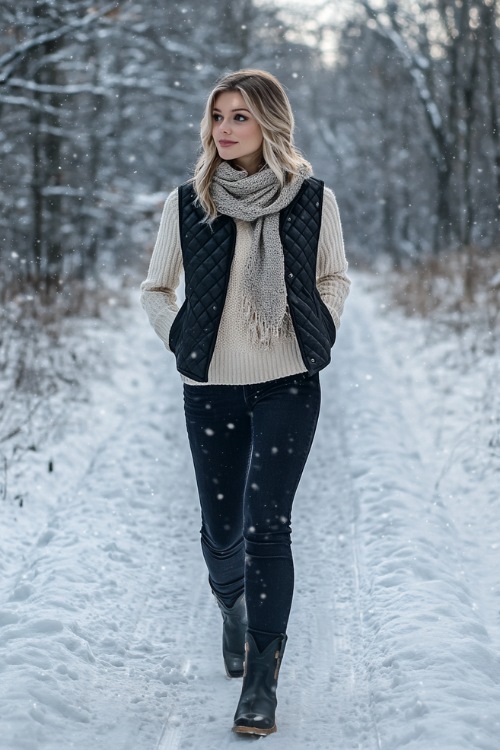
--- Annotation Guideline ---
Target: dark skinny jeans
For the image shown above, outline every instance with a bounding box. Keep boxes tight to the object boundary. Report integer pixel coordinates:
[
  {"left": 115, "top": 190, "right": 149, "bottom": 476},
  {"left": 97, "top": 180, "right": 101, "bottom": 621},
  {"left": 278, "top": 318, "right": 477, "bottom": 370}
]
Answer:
[{"left": 183, "top": 372, "right": 321, "bottom": 647}]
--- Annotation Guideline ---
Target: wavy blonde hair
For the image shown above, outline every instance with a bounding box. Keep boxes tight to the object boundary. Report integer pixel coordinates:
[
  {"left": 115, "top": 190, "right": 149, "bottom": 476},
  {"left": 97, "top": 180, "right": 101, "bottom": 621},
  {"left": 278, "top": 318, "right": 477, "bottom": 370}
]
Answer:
[{"left": 193, "top": 69, "right": 312, "bottom": 220}]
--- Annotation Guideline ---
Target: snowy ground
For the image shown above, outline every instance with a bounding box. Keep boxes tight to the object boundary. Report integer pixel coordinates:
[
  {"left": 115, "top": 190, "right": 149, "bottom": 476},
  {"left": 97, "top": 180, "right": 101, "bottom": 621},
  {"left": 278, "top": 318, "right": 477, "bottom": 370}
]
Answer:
[{"left": 0, "top": 272, "right": 499, "bottom": 750}]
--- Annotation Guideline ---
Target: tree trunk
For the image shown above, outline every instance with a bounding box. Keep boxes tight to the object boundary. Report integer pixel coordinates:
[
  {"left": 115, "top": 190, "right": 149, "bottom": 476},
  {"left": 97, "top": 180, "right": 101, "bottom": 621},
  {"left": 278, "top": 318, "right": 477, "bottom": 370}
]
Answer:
[
  {"left": 483, "top": 0, "right": 500, "bottom": 237},
  {"left": 30, "top": 90, "right": 43, "bottom": 288},
  {"left": 434, "top": 162, "right": 454, "bottom": 252},
  {"left": 43, "top": 36, "right": 64, "bottom": 295}
]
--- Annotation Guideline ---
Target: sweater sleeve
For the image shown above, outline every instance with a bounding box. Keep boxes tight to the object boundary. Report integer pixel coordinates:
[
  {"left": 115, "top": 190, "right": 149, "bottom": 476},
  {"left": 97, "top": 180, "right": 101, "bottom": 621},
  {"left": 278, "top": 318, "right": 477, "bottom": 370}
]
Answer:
[
  {"left": 140, "top": 189, "right": 183, "bottom": 351},
  {"left": 316, "top": 186, "right": 351, "bottom": 330}
]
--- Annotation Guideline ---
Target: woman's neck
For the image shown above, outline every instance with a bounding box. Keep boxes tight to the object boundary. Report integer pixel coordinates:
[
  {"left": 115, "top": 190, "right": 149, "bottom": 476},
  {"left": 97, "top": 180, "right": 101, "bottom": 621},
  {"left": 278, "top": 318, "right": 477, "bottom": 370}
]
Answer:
[{"left": 231, "top": 153, "right": 264, "bottom": 175}]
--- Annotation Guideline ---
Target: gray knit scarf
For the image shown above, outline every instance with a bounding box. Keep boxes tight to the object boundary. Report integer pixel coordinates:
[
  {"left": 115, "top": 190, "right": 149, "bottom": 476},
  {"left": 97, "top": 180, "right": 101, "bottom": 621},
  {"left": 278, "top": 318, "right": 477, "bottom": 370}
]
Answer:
[{"left": 211, "top": 161, "right": 312, "bottom": 347}]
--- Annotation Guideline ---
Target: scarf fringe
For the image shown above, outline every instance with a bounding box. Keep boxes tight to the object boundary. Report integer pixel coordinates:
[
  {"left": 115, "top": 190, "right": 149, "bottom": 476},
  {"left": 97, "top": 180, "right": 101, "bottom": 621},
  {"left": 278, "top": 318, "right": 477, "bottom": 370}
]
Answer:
[{"left": 243, "top": 297, "right": 294, "bottom": 349}]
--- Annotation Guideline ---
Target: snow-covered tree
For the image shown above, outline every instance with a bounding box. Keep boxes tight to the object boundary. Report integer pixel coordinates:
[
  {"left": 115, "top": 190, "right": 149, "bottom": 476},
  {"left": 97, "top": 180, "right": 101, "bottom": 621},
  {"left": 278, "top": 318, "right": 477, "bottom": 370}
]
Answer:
[{"left": 310, "top": 0, "right": 500, "bottom": 261}]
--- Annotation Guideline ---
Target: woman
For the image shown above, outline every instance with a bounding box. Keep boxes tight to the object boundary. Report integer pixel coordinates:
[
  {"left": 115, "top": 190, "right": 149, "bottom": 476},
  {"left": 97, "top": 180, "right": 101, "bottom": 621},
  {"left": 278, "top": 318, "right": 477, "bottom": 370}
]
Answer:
[{"left": 141, "top": 69, "right": 350, "bottom": 735}]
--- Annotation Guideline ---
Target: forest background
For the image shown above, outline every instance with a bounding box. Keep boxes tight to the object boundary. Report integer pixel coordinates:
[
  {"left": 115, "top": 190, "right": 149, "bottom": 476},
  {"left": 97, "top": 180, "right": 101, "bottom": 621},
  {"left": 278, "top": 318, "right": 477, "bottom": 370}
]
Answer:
[{"left": 0, "top": 0, "right": 499, "bottom": 498}]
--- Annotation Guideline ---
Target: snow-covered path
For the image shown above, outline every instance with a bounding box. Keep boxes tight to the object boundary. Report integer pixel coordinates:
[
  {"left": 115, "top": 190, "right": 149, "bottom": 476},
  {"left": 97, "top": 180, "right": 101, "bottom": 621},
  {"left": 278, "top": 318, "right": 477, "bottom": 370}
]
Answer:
[{"left": 1, "top": 276, "right": 499, "bottom": 750}]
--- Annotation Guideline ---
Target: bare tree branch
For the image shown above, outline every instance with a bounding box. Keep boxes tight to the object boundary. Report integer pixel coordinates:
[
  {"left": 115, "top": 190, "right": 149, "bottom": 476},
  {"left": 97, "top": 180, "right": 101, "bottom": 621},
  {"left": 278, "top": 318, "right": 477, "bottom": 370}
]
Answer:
[{"left": 0, "top": 2, "right": 119, "bottom": 84}]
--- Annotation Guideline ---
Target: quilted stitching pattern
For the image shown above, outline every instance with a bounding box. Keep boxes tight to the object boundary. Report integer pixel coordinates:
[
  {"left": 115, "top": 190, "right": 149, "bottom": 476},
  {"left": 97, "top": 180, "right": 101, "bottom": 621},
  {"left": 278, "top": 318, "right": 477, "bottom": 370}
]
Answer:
[
  {"left": 174, "top": 178, "right": 334, "bottom": 382},
  {"left": 281, "top": 179, "right": 335, "bottom": 370},
  {"left": 174, "top": 185, "right": 236, "bottom": 380}
]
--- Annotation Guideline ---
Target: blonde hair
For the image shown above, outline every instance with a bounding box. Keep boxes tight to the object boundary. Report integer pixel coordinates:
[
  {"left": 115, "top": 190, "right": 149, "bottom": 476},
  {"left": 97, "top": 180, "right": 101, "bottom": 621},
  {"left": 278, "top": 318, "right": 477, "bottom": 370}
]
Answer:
[{"left": 193, "top": 69, "right": 312, "bottom": 220}]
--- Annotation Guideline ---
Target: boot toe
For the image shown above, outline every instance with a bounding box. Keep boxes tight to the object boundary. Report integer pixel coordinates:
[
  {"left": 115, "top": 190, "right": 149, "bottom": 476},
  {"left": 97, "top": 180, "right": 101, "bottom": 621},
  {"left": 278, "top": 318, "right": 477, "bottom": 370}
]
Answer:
[{"left": 233, "top": 714, "right": 277, "bottom": 735}]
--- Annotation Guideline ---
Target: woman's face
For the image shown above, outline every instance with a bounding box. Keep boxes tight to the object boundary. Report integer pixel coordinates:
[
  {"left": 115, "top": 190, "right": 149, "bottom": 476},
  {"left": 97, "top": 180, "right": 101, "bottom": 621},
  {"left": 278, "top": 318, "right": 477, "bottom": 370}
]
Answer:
[{"left": 212, "top": 90, "right": 264, "bottom": 174}]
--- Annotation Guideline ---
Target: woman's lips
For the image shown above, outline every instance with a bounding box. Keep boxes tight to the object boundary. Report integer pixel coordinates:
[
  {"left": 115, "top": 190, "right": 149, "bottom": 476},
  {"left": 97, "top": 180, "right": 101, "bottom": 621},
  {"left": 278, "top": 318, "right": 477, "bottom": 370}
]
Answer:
[{"left": 219, "top": 140, "right": 237, "bottom": 147}]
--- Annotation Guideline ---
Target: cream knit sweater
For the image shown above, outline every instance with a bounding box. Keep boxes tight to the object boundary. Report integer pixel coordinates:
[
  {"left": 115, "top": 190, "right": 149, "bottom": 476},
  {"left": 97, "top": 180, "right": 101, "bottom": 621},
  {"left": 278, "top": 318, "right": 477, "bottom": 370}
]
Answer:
[{"left": 140, "top": 186, "right": 350, "bottom": 385}]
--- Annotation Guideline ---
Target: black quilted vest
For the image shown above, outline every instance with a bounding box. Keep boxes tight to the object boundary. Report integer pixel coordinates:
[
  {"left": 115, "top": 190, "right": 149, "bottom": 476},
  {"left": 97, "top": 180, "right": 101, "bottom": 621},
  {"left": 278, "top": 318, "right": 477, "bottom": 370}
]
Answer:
[{"left": 168, "top": 177, "right": 336, "bottom": 382}]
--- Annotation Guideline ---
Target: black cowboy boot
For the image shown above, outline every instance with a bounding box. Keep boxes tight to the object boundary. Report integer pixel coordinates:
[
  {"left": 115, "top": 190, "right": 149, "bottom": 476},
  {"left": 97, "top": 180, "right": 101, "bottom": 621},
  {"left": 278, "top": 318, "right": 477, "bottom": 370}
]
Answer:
[
  {"left": 214, "top": 593, "right": 247, "bottom": 678},
  {"left": 232, "top": 632, "right": 288, "bottom": 735}
]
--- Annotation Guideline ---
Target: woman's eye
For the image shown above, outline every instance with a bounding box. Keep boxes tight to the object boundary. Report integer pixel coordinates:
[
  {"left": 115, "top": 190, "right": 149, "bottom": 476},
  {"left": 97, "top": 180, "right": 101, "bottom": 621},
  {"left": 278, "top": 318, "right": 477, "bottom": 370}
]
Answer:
[{"left": 212, "top": 113, "right": 247, "bottom": 123}]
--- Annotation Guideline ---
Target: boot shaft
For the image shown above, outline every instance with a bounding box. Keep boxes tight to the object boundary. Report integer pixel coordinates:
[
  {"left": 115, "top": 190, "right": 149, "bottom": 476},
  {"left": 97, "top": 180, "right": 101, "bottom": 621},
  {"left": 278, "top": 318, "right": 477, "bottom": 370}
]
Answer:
[
  {"left": 214, "top": 592, "right": 247, "bottom": 679},
  {"left": 243, "top": 632, "right": 287, "bottom": 685}
]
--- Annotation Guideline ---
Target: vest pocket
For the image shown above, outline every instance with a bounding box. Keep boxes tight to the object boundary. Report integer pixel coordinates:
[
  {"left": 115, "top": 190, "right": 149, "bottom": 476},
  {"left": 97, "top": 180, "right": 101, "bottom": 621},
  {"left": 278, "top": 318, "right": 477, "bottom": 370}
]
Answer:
[
  {"left": 168, "top": 301, "right": 187, "bottom": 352},
  {"left": 318, "top": 297, "right": 336, "bottom": 347}
]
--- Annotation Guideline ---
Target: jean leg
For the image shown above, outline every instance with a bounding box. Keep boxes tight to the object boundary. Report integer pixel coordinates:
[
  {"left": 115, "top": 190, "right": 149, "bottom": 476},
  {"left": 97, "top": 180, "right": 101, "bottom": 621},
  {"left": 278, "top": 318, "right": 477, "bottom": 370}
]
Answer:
[
  {"left": 183, "top": 384, "right": 252, "bottom": 605},
  {"left": 243, "top": 374, "right": 321, "bottom": 640}
]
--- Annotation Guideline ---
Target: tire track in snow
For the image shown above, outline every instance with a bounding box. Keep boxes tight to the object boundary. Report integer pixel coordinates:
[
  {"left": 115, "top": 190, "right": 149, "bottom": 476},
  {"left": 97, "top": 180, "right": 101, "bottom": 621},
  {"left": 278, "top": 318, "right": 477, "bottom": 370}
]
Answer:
[{"left": 284, "top": 379, "right": 382, "bottom": 750}]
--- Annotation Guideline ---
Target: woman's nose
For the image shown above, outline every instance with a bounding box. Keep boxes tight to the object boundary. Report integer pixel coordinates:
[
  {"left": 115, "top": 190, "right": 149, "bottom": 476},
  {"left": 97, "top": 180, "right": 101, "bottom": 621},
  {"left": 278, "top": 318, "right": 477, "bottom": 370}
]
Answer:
[{"left": 220, "top": 119, "right": 231, "bottom": 134}]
